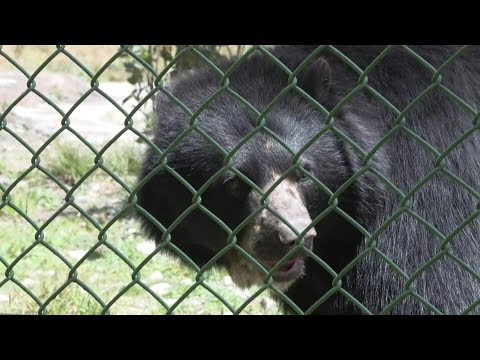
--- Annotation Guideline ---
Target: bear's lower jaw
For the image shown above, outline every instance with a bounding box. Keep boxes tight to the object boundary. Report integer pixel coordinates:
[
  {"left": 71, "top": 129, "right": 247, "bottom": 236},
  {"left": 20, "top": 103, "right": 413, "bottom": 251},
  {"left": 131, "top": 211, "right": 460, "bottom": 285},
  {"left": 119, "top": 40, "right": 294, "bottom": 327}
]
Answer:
[
  {"left": 263, "top": 257, "right": 305, "bottom": 283},
  {"left": 224, "top": 251, "right": 305, "bottom": 292}
]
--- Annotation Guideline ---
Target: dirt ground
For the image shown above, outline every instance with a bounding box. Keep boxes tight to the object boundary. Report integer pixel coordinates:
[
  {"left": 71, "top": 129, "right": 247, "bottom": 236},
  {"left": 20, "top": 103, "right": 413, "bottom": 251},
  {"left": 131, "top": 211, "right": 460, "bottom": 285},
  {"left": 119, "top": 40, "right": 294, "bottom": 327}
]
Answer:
[{"left": 0, "top": 69, "right": 149, "bottom": 154}]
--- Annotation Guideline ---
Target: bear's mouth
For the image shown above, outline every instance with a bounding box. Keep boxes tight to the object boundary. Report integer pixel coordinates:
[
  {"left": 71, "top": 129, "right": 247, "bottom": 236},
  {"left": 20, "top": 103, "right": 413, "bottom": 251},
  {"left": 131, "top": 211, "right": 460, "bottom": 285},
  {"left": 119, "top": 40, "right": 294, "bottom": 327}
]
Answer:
[{"left": 263, "top": 257, "right": 305, "bottom": 282}]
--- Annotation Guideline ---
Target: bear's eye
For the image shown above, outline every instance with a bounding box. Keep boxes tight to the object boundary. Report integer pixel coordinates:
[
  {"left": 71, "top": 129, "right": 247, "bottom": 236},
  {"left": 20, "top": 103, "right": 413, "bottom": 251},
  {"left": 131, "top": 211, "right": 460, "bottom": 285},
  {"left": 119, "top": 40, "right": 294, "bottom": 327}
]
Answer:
[
  {"left": 296, "top": 163, "right": 312, "bottom": 182},
  {"left": 224, "top": 177, "right": 249, "bottom": 199}
]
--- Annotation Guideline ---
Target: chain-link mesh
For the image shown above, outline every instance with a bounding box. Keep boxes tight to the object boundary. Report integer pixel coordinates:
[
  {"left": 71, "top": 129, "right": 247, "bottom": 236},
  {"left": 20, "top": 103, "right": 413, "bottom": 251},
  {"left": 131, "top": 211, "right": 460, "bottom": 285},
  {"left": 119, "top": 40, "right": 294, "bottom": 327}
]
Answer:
[{"left": 1, "top": 45, "right": 479, "bottom": 314}]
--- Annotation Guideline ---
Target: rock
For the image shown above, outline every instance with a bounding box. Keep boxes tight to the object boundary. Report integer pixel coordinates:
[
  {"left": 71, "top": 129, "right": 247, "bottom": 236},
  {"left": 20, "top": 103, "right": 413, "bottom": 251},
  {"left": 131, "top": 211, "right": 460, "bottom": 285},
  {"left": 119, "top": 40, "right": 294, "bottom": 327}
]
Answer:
[
  {"left": 128, "top": 228, "right": 138, "bottom": 235},
  {"left": 260, "top": 297, "right": 275, "bottom": 310},
  {"left": 147, "top": 271, "right": 163, "bottom": 282},
  {"left": 181, "top": 278, "right": 193, "bottom": 285},
  {"left": 66, "top": 249, "right": 103, "bottom": 261},
  {"left": 150, "top": 282, "right": 172, "bottom": 295},
  {"left": 163, "top": 298, "right": 178, "bottom": 306},
  {"left": 33, "top": 270, "right": 55, "bottom": 278},
  {"left": 223, "top": 275, "right": 233, "bottom": 286},
  {"left": 136, "top": 241, "right": 155, "bottom": 255},
  {"left": 67, "top": 250, "right": 86, "bottom": 260},
  {"left": 0, "top": 175, "right": 9, "bottom": 187},
  {"left": 234, "top": 288, "right": 251, "bottom": 300},
  {"left": 21, "top": 278, "right": 35, "bottom": 287}
]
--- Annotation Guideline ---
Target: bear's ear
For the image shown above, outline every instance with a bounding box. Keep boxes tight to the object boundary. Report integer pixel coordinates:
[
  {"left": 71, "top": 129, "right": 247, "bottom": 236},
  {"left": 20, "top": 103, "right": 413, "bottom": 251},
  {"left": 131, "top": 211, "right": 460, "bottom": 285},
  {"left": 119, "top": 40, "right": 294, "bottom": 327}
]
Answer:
[{"left": 297, "top": 57, "right": 332, "bottom": 102}]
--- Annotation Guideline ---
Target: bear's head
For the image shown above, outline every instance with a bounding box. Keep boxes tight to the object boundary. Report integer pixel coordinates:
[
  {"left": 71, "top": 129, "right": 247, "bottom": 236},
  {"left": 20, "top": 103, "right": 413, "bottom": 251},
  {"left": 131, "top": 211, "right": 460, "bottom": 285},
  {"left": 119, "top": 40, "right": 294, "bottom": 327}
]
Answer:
[{"left": 137, "top": 51, "right": 357, "bottom": 291}]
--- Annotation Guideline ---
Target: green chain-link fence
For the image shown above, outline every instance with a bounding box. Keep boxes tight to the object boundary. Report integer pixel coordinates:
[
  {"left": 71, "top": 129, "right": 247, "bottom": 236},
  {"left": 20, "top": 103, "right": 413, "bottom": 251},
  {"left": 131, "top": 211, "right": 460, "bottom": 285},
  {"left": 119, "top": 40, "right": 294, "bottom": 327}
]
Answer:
[{"left": 1, "top": 45, "right": 479, "bottom": 314}]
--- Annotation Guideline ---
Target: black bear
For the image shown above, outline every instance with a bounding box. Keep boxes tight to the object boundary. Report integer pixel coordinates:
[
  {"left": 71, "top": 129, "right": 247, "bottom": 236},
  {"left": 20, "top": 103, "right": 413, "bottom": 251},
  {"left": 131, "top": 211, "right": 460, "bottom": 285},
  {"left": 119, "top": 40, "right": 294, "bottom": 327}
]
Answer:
[{"left": 136, "top": 45, "right": 480, "bottom": 314}]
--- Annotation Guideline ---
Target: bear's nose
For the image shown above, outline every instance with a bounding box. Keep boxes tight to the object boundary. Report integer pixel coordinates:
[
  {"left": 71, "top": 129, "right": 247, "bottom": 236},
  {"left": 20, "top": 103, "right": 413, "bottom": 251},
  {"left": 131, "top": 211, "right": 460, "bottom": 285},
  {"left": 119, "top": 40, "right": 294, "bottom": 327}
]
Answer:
[{"left": 278, "top": 221, "right": 317, "bottom": 246}]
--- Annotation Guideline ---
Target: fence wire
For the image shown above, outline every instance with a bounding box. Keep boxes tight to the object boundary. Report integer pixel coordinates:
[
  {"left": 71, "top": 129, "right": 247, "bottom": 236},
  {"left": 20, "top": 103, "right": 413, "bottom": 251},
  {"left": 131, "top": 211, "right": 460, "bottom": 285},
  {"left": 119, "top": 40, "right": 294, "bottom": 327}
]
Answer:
[{"left": 0, "top": 45, "right": 479, "bottom": 314}]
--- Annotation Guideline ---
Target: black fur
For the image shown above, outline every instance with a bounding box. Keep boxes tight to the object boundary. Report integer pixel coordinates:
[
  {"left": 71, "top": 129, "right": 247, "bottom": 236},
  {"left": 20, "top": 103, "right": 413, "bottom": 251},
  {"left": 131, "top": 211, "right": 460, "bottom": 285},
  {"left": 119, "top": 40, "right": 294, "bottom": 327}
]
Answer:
[{"left": 137, "top": 45, "right": 480, "bottom": 314}]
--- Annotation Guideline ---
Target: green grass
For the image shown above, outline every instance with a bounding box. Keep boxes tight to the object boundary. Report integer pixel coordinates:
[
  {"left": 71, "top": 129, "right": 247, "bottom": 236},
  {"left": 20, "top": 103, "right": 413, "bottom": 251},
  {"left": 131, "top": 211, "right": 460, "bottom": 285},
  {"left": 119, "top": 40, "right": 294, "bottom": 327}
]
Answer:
[
  {"left": 44, "top": 142, "right": 94, "bottom": 184},
  {"left": 103, "top": 144, "right": 143, "bottom": 181},
  {"left": 0, "top": 213, "right": 280, "bottom": 315},
  {"left": 0, "top": 145, "right": 281, "bottom": 315},
  {"left": 43, "top": 140, "right": 143, "bottom": 186}
]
